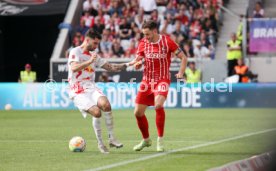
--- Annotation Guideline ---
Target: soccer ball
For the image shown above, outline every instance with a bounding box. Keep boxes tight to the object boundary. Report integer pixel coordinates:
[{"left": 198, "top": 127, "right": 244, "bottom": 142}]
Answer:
[
  {"left": 5, "top": 104, "right": 12, "bottom": 110},
  {"left": 69, "top": 136, "right": 86, "bottom": 152}
]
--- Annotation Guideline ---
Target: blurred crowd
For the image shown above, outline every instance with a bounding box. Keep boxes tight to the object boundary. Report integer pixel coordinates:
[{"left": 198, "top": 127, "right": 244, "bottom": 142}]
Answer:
[
  {"left": 66, "top": 0, "right": 226, "bottom": 59},
  {"left": 225, "top": 1, "right": 263, "bottom": 83}
]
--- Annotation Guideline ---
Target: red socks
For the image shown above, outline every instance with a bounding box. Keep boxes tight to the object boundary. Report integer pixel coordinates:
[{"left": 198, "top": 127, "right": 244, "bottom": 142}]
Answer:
[
  {"left": 136, "top": 115, "right": 149, "bottom": 139},
  {"left": 155, "top": 107, "right": 165, "bottom": 137},
  {"left": 136, "top": 108, "right": 165, "bottom": 139}
]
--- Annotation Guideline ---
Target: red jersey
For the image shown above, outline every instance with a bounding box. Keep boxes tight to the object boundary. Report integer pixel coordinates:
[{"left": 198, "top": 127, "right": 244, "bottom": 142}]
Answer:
[{"left": 136, "top": 35, "right": 179, "bottom": 82}]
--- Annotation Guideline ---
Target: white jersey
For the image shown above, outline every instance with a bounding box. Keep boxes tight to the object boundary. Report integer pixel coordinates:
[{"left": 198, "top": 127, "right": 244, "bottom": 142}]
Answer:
[{"left": 68, "top": 46, "right": 107, "bottom": 98}]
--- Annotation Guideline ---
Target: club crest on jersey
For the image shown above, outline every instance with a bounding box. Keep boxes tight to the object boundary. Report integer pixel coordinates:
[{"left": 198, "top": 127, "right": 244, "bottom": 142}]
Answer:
[
  {"left": 162, "top": 47, "right": 166, "bottom": 53},
  {"left": 84, "top": 66, "right": 94, "bottom": 73}
]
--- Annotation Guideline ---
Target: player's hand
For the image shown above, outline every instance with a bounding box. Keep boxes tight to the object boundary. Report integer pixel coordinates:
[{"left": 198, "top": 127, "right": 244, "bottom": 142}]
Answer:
[
  {"left": 128, "top": 60, "right": 137, "bottom": 66},
  {"left": 133, "top": 61, "right": 142, "bottom": 70},
  {"left": 175, "top": 72, "right": 184, "bottom": 79},
  {"left": 89, "top": 52, "right": 97, "bottom": 63},
  {"left": 128, "top": 56, "right": 143, "bottom": 66}
]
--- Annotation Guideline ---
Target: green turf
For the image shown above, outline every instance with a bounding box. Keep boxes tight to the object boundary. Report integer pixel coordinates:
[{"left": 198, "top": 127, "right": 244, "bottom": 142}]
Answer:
[{"left": 0, "top": 109, "right": 276, "bottom": 171}]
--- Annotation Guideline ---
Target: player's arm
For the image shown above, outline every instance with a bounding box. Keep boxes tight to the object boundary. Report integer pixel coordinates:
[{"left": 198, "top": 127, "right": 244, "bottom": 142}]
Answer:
[
  {"left": 70, "top": 53, "right": 97, "bottom": 72},
  {"left": 167, "top": 36, "right": 187, "bottom": 79},
  {"left": 101, "top": 62, "right": 128, "bottom": 72},
  {"left": 175, "top": 48, "right": 188, "bottom": 79},
  {"left": 128, "top": 40, "right": 144, "bottom": 69},
  {"left": 128, "top": 55, "right": 143, "bottom": 69}
]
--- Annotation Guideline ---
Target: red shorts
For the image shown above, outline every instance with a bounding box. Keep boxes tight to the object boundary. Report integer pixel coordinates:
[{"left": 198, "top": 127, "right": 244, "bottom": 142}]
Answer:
[{"left": 135, "top": 79, "right": 171, "bottom": 106}]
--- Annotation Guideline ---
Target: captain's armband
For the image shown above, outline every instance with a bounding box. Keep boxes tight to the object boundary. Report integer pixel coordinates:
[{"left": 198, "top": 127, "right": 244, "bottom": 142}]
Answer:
[{"left": 174, "top": 47, "right": 183, "bottom": 56}]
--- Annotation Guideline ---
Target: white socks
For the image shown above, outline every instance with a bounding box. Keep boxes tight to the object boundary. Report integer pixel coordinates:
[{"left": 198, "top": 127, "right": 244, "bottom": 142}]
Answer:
[
  {"left": 157, "top": 137, "right": 163, "bottom": 142},
  {"left": 92, "top": 117, "right": 103, "bottom": 145},
  {"left": 92, "top": 111, "right": 115, "bottom": 145},
  {"left": 103, "top": 111, "right": 115, "bottom": 140}
]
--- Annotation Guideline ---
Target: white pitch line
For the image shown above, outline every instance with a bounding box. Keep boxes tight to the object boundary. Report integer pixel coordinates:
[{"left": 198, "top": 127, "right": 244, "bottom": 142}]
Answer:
[
  {"left": 0, "top": 140, "right": 71, "bottom": 143},
  {"left": 85, "top": 128, "right": 276, "bottom": 171},
  {"left": 0, "top": 140, "right": 206, "bottom": 143},
  {"left": 0, "top": 140, "right": 66, "bottom": 143}
]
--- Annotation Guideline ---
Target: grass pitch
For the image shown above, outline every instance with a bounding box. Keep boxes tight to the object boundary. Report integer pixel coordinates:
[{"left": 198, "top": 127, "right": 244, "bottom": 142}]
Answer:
[{"left": 0, "top": 109, "right": 276, "bottom": 171}]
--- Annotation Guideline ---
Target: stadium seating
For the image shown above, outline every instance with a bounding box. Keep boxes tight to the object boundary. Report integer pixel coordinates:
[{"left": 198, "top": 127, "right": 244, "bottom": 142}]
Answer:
[{"left": 66, "top": 0, "right": 227, "bottom": 59}]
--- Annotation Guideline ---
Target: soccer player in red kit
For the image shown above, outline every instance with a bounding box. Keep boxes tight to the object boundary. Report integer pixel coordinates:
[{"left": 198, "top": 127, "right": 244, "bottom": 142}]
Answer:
[{"left": 129, "top": 20, "right": 188, "bottom": 152}]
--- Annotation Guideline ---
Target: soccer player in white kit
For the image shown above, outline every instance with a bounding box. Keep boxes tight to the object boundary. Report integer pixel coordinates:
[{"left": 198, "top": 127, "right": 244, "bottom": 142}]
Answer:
[{"left": 68, "top": 29, "right": 128, "bottom": 154}]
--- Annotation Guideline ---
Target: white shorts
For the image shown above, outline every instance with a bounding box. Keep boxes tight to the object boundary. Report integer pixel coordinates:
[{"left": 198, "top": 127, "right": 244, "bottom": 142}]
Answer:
[{"left": 73, "top": 88, "right": 105, "bottom": 118}]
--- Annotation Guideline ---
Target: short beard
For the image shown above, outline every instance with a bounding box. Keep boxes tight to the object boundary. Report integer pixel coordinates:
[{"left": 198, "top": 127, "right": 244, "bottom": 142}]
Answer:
[{"left": 87, "top": 45, "right": 95, "bottom": 51}]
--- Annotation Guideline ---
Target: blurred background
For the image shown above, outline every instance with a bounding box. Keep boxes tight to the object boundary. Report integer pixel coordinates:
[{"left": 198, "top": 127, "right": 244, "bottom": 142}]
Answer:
[
  {"left": 0, "top": 0, "right": 275, "bottom": 83},
  {"left": 0, "top": 0, "right": 276, "bottom": 171}
]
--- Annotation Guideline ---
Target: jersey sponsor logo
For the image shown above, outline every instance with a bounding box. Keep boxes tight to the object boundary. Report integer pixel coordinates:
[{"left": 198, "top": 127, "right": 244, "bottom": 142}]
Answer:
[
  {"left": 2, "top": 0, "right": 48, "bottom": 5},
  {"left": 145, "top": 53, "right": 167, "bottom": 59}
]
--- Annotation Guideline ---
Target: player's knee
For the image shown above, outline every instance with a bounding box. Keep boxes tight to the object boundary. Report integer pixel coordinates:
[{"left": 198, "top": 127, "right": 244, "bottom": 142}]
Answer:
[
  {"left": 101, "top": 102, "right": 111, "bottom": 112},
  {"left": 98, "top": 97, "right": 112, "bottom": 111},
  {"left": 134, "top": 109, "right": 144, "bottom": 117},
  {"left": 93, "top": 109, "right": 102, "bottom": 118},
  {"left": 88, "top": 107, "right": 101, "bottom": 118},
  {"left": 155, "top": 103, "right": 163, "bottom": 110}
]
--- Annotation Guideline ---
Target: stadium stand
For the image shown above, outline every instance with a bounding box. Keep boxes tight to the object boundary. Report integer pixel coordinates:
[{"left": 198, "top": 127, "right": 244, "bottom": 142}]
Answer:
[
  {"left": 65, "top": 0, "right": 225, "bottom": 59},
  {"left": 50, "top": 0, "right": 276, "bottom": 82},
  {"left": 244, "top": 0, "right": 276, "bottom": 82},
  {"left": 51, "top": 0, "right": 230, "bottom": 82}
]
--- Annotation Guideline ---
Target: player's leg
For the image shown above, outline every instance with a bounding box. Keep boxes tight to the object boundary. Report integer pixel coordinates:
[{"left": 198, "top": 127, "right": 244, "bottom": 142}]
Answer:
[
  {"left": 73, "top": 93, "right": 108, "bottom": 154},
  {"left": 87, "top": 106, "right": 109, "bottom": 154},
  {"left": 154, "top": 95, "right": 167, "bottom": 152},
  {"left": 133, "top": 80, "right": 155, "bottom": 151},
  {"left": 133, "top": 103, "right": 152, "bottom": 151},
  {"left": 134, "top": 103, "right": 149, "bottom": 139},
  {"left": 87, "top": 105, "right": 101, "bottom": 118},
  {"left": 154, "top": 80, "right": 170, "bottom": 152},
  {"left": 97, "top": 96, "right": 123, "bottom": 148},
  {"left": 133, "top": 81, "right": 154, "bottom": 151},
  {"left": 134, "top": 81, "right": 153, "bottom": 141}
]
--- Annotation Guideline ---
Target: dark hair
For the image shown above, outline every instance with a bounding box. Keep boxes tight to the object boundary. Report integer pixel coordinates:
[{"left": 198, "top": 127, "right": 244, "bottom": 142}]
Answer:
[
  {"left": 256, "top": 1, "right": 262, "bottom": 6},
  {"left": 142, "top": 20, "right": 158, "bottom": 30},
  {"left": 189, "top": 61, "right": 195, "bottom": 65},
  {"left": 85, "top": 29, "right": 102, "bottom": 39}
]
